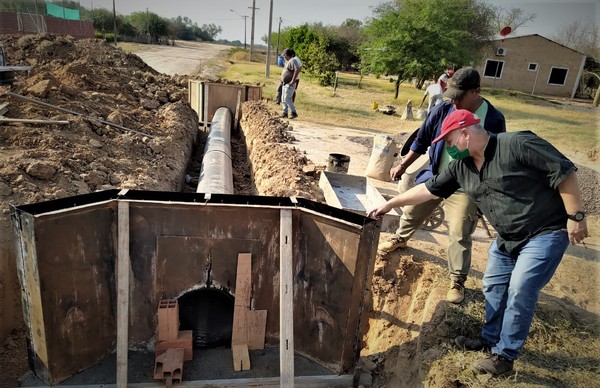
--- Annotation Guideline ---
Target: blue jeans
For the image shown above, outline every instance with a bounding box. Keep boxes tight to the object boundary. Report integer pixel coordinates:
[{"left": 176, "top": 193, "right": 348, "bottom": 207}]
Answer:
[{"left": 481, "top": 230, "right": 569, "bottom": 361}]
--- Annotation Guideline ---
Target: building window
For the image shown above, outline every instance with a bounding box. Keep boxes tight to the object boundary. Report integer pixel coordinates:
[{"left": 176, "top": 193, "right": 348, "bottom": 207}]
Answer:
[
  {"left": 548, "top": 67, "right": 568, "bottom": 86},
  {"left": 483, "top": 59, "right": 504, "bottom": 79},
  {"left": 528, "top": 63, "right": 538, "bottom": 71}
]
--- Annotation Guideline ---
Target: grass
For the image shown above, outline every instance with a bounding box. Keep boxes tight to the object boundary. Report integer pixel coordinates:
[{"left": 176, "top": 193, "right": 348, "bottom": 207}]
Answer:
[
  {"left": 429, "top": 271, "right": 600, "bottom": 387},
  {"left": 218, "top": 57, "right": 599, "bottom": 168}
]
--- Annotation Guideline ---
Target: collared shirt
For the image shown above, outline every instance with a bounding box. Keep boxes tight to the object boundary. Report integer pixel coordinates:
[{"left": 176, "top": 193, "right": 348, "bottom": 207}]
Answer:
[
  {"left": 410, "top": 98, "right": 505, "bottom": 185},
  {"left": 425, "top": 131, "right": 577, "bottom": 253}
]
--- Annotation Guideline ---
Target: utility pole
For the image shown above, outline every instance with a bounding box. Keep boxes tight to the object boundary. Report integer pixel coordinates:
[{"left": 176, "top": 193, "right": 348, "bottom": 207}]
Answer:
[
  {"left": 248, "top": 0, "right": 258, "bottom": 61},
  {"left": 112, "top": 0, "right": 117, "bottom": 46},
  {"left": 265, "top": 0, "right": 273, "bottom": 77},
  {"left": 230, "top": 10, "right": 248, "bottom": 49}
]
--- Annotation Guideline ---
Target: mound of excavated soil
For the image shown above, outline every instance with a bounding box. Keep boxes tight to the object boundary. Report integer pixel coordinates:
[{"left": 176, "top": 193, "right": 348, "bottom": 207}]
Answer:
[{"left": 0, "top": 33, "right": 199, "bottom": 385}]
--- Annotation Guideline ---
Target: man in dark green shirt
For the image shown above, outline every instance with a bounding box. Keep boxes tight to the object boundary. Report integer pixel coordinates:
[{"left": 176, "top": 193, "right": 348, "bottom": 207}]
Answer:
[{"left": 368, "top": 109, "right": 588, "bottom": 377}]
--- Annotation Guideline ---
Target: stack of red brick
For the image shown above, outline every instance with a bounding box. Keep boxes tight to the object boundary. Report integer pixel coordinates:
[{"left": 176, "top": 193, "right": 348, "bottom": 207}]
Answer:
[{"left": 153, "top": 299, "right": 193, "bottom": 383}]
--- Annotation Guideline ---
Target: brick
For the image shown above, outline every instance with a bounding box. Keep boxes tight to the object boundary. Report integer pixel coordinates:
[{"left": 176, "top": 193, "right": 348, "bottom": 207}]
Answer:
[
  {"left": 155, "top": 330, "right": 193, "bottom": 361},
  {"left": 157, "top": 299, "right": 179, "bottom": 342},
  {"left": 154, "top": 347, "right": 184, "bottom": 382}
]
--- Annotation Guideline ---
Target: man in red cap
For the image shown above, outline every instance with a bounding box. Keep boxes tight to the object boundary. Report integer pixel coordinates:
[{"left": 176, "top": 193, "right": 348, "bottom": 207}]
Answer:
[
  {"left": 368, "top": 109, "right": 588, "bottom": 377},
  {"left": 380, "top": 67, "right": 506, "bottom": 304}
]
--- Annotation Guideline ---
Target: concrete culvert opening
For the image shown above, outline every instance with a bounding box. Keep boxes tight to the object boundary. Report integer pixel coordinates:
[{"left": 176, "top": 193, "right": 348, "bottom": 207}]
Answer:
[{"left": 178, "top": 289, "right": 234, "bottom": 348}]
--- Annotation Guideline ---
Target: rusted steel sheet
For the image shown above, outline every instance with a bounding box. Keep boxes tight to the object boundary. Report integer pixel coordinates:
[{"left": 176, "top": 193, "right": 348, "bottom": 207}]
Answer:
[{"left": 12, "top": 190, "right": 380, "bottom": 385}]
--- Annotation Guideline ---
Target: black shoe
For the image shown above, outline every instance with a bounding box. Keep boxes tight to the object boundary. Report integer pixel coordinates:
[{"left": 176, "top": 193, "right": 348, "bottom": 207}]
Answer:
[
  {"left": 290, "top": 112, "right": 298, "bottom": 119},
  {"left": 280, "top": 113, "right": 288, "bottom": 118},
  {"left": 454, "top": 336, "right": 491, "bottom": 352},
  {"left": 473, "top": 354, "right": 514, "bottom": 376}
]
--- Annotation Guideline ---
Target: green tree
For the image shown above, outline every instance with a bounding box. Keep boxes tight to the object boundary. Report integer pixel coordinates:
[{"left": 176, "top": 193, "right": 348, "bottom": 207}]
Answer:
[
  {"left": 128, "top": 11, "right": 168, "bottom": 42},
  {"left": 287, "top": 24, "right": 339, "bottom": 86},
  {"left": 361, "top": 0, "right": 496, "bottom": 97}
]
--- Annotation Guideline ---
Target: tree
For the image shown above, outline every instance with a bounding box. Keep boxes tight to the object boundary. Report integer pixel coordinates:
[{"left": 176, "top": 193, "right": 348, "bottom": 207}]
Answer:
[
  {"left": 553, "top": 20, "right": 599, "bottom": 60},
  {"left": 361, "top": 0, "right": 496, "bottom": 98},
  {"left": 488, "top": 5, "right": 536, "bottom": 35},
  {"left": 128, "top": 11, "right": 168, "bottom": 42},
  {"left": 287, "top": 24, "right": 340, "bottom": 86}
]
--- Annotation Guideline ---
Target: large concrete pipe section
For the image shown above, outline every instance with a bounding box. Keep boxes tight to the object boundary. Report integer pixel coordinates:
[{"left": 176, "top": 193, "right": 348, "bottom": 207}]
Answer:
[{"left": 196, "top": 107, "right": 234, "bottom": 194}]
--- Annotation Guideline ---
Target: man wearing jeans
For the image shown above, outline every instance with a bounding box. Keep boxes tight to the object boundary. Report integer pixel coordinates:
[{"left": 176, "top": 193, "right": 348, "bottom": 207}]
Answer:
[
  {"left": 368, "top": 109, "right": 588, "bottom": 377},
  {"left": 380, "top": 68, "right": 506, "bottom": 304},
  {"left": 279, "top": 48, "right": 301, "bottom": 119}
]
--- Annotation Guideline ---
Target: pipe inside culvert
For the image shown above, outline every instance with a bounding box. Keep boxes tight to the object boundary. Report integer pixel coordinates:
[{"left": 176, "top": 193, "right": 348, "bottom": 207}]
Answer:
[{"left": 196, "top": 107, "right": 234, "bottom": 194}]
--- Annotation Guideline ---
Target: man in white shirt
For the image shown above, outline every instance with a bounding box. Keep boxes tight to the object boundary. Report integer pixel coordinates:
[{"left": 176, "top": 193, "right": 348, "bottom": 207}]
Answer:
[{"left": 419, "top": 74, "right": 447, "bottom": 113}]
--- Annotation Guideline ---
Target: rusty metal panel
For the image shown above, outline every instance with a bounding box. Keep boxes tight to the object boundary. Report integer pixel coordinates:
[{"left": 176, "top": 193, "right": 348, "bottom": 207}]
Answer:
[
  {"left": 13, "top": 191, "right": 379, "bottom": 383},
  {"left": 13, "top": 202, "right": 117, "bottom": 385}
]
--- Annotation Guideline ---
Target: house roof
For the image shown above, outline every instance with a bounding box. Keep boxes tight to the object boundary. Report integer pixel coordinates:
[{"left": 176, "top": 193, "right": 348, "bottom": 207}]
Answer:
[{"left": 492, "top": 34, "right": 587, "bottom": 57}]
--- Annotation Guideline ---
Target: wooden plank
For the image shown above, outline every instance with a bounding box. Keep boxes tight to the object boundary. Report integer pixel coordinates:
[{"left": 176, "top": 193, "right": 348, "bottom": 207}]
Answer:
[
  {"left": 231, "top": 307, "right": 248, "bottom": 345},
  {"left": 234, "top": 253, "right": 252, "bottom": 308},
  {"left": 246, "top": 310, "right": 267, "bottom": 350},
  {"left": 231, "top": 344, "right": 250, "bottom": 371},
  {"left": 279, "top": 209, "right": 294, "bottom": 387},
  {"left": 232, "top": 252, "right": 251, "bottom": 345},
  {"left": 116, "top": 201, "right": 130, "bottom": 387}
]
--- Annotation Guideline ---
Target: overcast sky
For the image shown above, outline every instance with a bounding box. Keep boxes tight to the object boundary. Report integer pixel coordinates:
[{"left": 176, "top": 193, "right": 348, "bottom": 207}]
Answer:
[{"left": 87, "top": 0, "right": 598, "bottom": 43}]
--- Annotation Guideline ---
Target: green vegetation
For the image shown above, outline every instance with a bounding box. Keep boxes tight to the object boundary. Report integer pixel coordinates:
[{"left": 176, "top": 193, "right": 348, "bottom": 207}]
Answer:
[{"left": 219, "top": 56, "right": 598, "bottom": 168}]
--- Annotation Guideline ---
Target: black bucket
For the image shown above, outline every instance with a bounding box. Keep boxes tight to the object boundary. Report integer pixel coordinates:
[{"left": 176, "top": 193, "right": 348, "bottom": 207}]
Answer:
[{"left": 326, "top": 153, "right": 351, "bottom": 173}]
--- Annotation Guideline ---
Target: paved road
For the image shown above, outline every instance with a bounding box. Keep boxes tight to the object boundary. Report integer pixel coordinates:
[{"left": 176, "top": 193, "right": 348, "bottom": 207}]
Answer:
[{"left": 134, "top": 40, "right": 230, "bottom": 77}]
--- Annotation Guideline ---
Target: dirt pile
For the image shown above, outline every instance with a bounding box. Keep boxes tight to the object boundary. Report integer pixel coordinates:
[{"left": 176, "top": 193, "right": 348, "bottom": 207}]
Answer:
[
  {"left": 0, "top": 33, "right": 200, "bottom": 385},
  {"left": 239, "top": 101, "right": 324, "bottom": 200}
]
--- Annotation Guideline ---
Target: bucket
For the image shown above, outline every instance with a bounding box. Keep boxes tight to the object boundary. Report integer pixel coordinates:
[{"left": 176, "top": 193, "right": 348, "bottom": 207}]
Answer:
[
  {"left": 277, "top": 55, "right": 284, "bottom": 67},
  {"left": 326, "top": 153, "right": 351, "bottom": 173}
]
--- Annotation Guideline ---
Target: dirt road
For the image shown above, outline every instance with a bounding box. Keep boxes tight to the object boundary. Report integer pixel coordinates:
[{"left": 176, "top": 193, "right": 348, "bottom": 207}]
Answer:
[{"left": 133, "top": 40, "right": 230, "bottom": 77}]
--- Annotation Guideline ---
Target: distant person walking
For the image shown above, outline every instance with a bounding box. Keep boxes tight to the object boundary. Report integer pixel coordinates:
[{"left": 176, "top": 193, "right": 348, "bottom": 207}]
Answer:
[
  {"left": 279, "top": 48, "right": 301, "bottom": 119},
  {"left": 419, "top": 74, "right": 448, "bottom": 113}
]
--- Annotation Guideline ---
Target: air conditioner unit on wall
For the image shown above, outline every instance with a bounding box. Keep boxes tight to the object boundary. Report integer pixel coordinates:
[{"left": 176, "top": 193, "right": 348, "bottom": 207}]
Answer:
[{"left": 496, "top": 47, "right": 507, "bottom": 56}]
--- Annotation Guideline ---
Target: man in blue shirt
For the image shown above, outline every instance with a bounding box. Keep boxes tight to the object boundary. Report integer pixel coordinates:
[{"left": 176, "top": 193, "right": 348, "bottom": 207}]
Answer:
[{"left": 380, "top": 68, "right": 506, "bottom": 304}]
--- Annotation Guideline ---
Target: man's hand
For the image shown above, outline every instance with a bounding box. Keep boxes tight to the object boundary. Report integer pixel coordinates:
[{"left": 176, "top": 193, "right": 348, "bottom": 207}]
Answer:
[
  {"left": 367, "top": 203, "right": 391, "bottom": 219},
  {"left": 567, "top": 219, "right": 589, "bottom": 245},
  {"left": 390, "top": 164, "right": 406, "bottom": 181}
]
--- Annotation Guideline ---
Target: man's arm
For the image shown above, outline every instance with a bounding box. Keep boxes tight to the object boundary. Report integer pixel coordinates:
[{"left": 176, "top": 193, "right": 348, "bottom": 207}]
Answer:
[
  {"left": 557, "top": 171, "right": 588, "bottom": 245},
  {"left": 390, "top": 149, "right": 422, "bottom": 180},
  {"left": 367, "top": 183, "right": 438, "bottom": 219}
]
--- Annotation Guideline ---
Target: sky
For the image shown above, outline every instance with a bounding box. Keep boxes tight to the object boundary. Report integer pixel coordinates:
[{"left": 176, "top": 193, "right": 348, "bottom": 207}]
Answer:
[{"left": 86, "top": 0, "right": 599, "bottom": 44}]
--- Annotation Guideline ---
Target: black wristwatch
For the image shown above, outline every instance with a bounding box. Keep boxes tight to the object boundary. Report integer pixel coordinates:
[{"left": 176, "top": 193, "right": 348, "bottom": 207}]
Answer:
[{"left": 567, "top": 211, "right": 585, "bottom": 222}]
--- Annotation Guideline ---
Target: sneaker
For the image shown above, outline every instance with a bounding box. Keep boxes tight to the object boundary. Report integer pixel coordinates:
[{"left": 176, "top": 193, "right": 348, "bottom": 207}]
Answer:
[
  {"left": 454, "top": 336, "right": 491, "bottom": 352},
  {"left": 447, "top": 280, "right": 465, "bottom": 304},
  {"left": 378, "top": 236, "right": 407, "bottom": 253},
  {"left": 473, "top": 354, "right": 514, "bottom": 376},
  {"left": 290, "top": 112, "right": 298, "bottom": 119}
]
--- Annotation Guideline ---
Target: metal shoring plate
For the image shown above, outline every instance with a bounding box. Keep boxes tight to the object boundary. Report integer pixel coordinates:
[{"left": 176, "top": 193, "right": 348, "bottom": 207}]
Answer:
[{"left": 421, "top": 205, "right": 444, "bottom": 230}]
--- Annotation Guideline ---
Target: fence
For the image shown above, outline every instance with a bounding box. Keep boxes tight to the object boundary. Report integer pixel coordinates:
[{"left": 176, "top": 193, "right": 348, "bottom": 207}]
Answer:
[{"left": 0, "top": 12, "right": 93, "bottom": 38}]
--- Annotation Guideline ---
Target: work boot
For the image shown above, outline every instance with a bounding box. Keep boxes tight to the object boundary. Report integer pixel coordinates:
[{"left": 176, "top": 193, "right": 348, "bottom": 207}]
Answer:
[
  {"left": 290, "top": 112, "right": 298, "bottom": 119},
  {"left": 454, "top": 336, "right": 491, "bottom": 352},
  {"left": 447, "top": 280, "right": 465, "bottom": 304},
  {"left": 473, "top": 354, "right": 514, "bottom": 376},
  {"left": 378, "top": 236, "right": 407, "bottom": 253}
]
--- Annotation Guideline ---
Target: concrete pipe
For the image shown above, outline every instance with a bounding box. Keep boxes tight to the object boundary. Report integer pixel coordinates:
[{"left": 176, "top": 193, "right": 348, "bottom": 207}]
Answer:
[{"left": 196, "top": 107, "right": 234, "bottom": 194}]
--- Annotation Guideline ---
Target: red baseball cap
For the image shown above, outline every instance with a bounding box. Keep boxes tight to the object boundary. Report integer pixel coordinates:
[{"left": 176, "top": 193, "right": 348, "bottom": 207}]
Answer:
[{"left": 433, "top": 109, "right": 481, "bottom": 143}]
